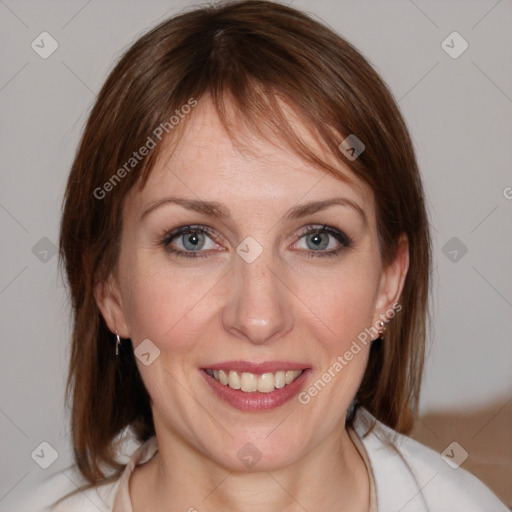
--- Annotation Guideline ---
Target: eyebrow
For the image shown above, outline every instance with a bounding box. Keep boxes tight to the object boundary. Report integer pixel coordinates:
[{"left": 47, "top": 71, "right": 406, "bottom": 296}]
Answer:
[{"left": 140, "top": 196, "right": 367, "bottom": 227}]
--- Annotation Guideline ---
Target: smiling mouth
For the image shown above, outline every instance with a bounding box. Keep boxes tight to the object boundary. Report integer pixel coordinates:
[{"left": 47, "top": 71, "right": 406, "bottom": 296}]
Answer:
[{"left": 204, "top": 368, "right": 304, "bottom": 393}]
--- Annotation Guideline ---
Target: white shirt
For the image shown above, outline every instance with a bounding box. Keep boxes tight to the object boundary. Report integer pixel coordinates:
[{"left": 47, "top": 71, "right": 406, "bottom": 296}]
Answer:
[{"left": 9, "top": 406, "right": 509, "bottom": 511}]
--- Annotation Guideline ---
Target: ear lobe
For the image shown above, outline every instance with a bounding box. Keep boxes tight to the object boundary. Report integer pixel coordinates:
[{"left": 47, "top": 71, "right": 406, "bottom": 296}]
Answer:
[
  {"left": 93, "top": 275, "right": 130, "bottom": 338},
  {"left": 373, "top": 233, "right": 410, "bottom": 316}
]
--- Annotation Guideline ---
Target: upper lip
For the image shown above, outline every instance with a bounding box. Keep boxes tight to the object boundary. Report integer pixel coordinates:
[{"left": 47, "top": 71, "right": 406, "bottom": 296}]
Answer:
[{"left": 202, "top": 361, "right": 309, "bottom": 373}]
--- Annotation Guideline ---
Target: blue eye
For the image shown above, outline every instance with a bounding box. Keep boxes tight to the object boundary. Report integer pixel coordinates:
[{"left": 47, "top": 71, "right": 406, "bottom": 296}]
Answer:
[
  {"left": 293, "top": 225, "right": 352, "bottom": 258},
  {"left": 161, "top": 224, "right": 217, "bottom": 258},
  {"left": 160, "top": 224, "right": 351, "bottom": 259}
]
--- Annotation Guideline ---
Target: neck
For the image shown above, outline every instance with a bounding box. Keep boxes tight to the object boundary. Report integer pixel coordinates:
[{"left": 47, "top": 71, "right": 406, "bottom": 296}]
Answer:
[{"left": 130, "top": 420, "right": 370, "bottom": 512}]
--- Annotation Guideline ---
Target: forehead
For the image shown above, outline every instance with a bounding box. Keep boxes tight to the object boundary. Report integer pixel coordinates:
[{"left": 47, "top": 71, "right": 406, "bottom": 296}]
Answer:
[{"left": 132, "top": 97, "right": 374, "bottom": 218}]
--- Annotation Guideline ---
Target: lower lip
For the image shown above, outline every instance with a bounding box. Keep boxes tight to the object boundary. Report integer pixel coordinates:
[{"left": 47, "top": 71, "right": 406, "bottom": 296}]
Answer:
[{"left": 200, "top": 369, "right": 311, "bottom": 412}]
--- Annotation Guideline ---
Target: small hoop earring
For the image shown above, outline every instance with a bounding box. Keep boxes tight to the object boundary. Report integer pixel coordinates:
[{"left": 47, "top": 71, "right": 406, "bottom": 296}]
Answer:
[{"left": 115, "top": 330, "right": 121, "bottom": 356}]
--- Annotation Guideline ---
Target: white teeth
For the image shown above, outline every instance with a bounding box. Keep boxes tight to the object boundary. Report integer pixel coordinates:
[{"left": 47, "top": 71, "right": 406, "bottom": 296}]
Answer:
[
  {"left": 218, "top": 369, "right": 229, "bottom": 385},
  {"left": 274, "top": 370, "right": 286, "bottom": 389},
  {"left": 258, "top": 373, "right": 275, "bottom": 393},
  {"left": 241, "top": 372, "right": 258, "bottom": 392},
  {"left": 228, "top": 370, "right": 241, "bottom": 389},
  {"left": 285, "top": 370, "right": 295, "bottom": 385},
  {"left": 207, "top": 368, "right": 304, "bottom": 393}
]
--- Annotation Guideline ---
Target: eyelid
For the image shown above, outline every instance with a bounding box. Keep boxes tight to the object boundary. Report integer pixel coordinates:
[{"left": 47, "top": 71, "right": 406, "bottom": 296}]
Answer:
[
  {"left": 160, "top": 223, "right": 219, "bottom": 241},
  {"left": 291, "top": 224, "right": 351, "bottom": 254},
  {"left": 295, "top": 224, "right": 350, "bottom": 243}
]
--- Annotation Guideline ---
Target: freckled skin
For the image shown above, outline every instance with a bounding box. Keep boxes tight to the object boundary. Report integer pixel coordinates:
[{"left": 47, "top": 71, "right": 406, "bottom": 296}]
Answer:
[{"left": 95, "top": 97, "right": 409, "bottom": 512}]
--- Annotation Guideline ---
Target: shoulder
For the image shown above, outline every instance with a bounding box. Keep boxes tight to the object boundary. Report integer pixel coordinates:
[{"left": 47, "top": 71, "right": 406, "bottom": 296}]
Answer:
[
  {"left": 8, "top": 433, "right": 157, "bottom": 512},
  {"left": 6, "top": 467, "right": 120, "bottom": 512},
  {"left": 353, "top": 406, "right": 509, "bottom": 512}
]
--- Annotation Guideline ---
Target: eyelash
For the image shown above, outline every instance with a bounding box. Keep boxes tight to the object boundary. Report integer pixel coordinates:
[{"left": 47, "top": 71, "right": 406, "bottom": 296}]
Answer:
[{"left": 159, "top": 224, "right": 352, "bottom": 259}]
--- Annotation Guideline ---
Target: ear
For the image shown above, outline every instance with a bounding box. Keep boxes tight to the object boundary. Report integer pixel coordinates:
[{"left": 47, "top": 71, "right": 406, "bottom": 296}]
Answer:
[
  {"left": 94, "top": 273, "right": 130, "bottom": 338},
  {"left": 371, "top": 233, "right": 409, "bottom": 326}
]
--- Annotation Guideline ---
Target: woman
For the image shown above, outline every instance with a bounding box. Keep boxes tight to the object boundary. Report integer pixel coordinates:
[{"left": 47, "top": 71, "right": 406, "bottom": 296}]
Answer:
[{"left": 19, "top": 1, "right": 508, "bottom": 510}]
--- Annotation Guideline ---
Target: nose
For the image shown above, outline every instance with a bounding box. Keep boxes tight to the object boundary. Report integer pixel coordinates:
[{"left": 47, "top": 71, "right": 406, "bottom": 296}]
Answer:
[{"left": 221, "top": 250, "right": 294, "bottom": 345}]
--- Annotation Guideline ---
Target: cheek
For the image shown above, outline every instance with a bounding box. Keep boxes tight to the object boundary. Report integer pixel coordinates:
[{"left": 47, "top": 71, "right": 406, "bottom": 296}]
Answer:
[
  {"left": 294, "top": 259, "right": 380, "bottom": 352},
  {"left": 120, "top": 262, "right": 220, "bottom": 354},
  {"left": 293, "top": 270, "right": 378, "bottom": 415}
]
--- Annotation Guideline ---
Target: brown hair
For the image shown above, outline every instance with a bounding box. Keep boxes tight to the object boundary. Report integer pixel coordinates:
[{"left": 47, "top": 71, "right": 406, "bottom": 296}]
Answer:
[{"left": 59, "top": 0, "right": 432, "bottom": 494}]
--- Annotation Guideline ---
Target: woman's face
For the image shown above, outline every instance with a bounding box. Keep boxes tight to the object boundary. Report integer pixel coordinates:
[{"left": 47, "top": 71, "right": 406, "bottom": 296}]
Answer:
[{"left": 97, "top": 97, "right": 408, "bottom": 471}]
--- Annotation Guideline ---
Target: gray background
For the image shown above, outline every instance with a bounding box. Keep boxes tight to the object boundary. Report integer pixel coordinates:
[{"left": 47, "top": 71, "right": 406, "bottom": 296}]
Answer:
[{"left": 1, "top": 0, "right": 511, "bottom": 507}]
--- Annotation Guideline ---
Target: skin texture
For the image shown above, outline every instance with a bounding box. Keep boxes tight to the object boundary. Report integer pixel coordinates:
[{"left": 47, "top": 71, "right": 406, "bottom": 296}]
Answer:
[{"left": 95, "top": 97, "right": 409, "bottom": 512}]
